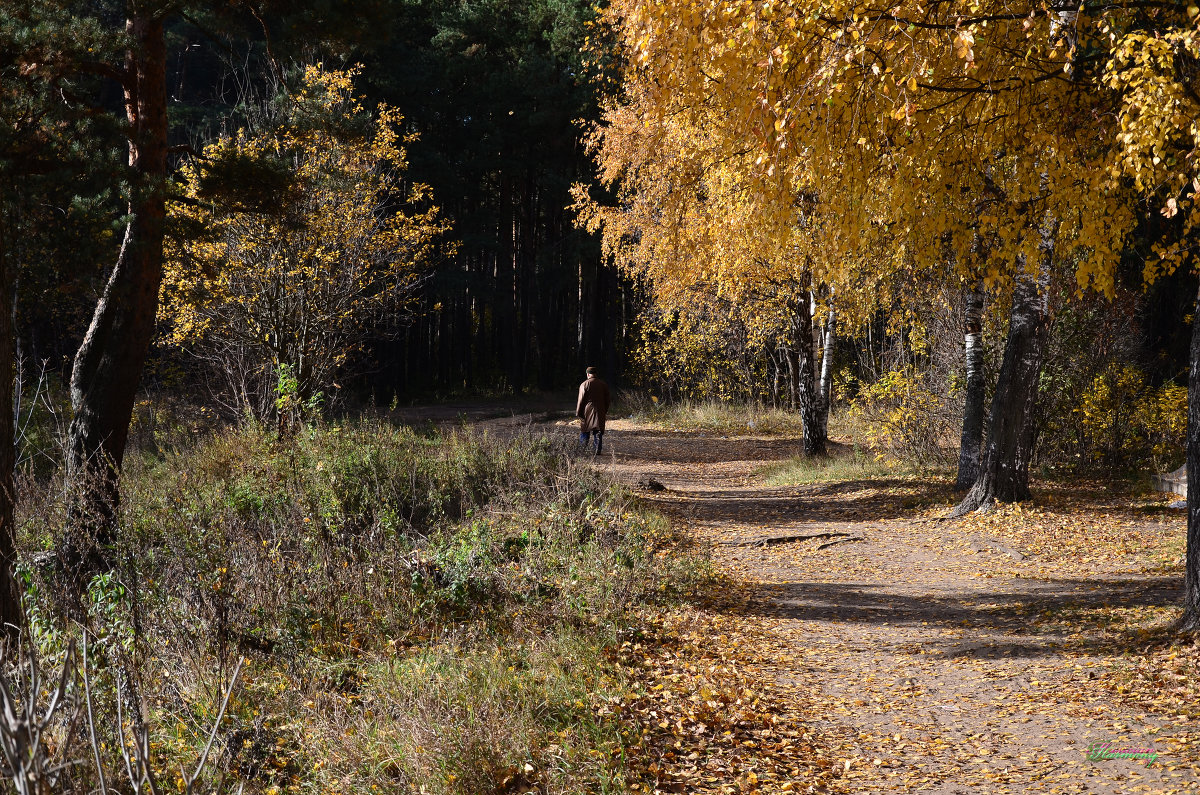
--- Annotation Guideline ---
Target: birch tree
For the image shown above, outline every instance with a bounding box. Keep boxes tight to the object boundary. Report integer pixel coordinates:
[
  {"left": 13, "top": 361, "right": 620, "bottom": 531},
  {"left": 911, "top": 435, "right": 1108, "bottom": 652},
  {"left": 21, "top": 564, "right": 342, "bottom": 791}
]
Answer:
[{"left": 585, "top": 0, "right": 1137, "bottom": 494}]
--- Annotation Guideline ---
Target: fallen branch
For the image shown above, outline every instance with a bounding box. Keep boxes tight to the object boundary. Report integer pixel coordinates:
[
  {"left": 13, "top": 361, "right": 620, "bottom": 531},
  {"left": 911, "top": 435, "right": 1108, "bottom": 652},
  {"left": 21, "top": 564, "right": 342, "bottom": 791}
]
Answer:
[
  {"left": 817, "top": 536, "right": 864, "bottom": 550},
  {"left": 729, "top": 532, "right": 851, "bottom": 548}
]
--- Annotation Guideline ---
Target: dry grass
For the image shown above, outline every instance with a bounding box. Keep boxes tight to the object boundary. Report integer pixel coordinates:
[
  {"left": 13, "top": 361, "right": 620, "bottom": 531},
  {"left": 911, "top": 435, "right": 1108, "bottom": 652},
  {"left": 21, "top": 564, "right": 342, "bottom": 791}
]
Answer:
[
  {"left": 629, "top": 399, "right": 806, "bottom": 436},
  {"left": 14, "top": 419, "right": 711, "bottom": 794},
  {"left": 754, "top": 450, "right": 909, "bottom": 486}
]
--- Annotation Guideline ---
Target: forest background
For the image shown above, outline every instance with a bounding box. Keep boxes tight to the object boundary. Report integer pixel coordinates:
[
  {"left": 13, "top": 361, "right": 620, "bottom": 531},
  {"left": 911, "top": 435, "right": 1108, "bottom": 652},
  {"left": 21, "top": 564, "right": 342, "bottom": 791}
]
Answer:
[
  {"left": 5, "top": 0, "right": 1192, "bottom": 480},
  {"left": 4, "top": 0, "right": 1200, "bottom": 791}
]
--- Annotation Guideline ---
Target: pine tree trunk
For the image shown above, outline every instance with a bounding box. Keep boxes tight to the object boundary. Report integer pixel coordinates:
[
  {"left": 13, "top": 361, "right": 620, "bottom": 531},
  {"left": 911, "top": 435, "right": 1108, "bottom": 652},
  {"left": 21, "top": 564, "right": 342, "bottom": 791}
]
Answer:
[
  {"left": 956, "top": 281, "right": 987, "bottom": 491},
  {"left": 1180, "top": 283, "right": 1200, "bottom": 631},
  {"left": 0, "top": 216, "right": 23, "bottom": 646},
  {"left": 793, "top": 296, "right": 827, "bottom": 457},
  {"left": 496, "top": 175, "right": 517, "bottom": 391},
  {"left": 952, "top": 253, "right": 1050, "bottom": 516},
  {"left": 63, "top": 14, "right": 168, "bottom": 575}
]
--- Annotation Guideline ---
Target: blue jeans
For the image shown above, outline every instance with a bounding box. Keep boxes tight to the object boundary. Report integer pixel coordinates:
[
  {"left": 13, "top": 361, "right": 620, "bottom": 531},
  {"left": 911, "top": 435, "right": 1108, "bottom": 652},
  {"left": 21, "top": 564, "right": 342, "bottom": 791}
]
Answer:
[{"left": 579, "top": 430, "right": 604, "bottom": 455}]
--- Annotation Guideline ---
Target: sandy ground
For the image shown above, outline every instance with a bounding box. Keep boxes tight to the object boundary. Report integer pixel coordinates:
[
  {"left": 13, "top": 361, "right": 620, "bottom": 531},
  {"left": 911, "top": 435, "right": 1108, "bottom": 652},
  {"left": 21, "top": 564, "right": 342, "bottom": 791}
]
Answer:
[{"left": 590, "top": 418, "right": 1199, "bottom": 795}]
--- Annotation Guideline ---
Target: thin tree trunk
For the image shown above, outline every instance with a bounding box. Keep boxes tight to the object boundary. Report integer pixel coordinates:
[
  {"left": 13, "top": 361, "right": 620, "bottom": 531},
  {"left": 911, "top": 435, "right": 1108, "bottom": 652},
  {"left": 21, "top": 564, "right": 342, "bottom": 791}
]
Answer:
[
  {"left": 952, "top": 242, "right": 1052, "bottom": 516},
  {"left": 785, "top": 345, "right": 799, "bottom": 411},
  {"left": 956, "top": 281, "right": 987, "bottom": 491},
  {"left": 1181, "top": 282, "right": 1200, "bottom": 631},
  {"left": 64, "top": 14, "right": 168, "bottom": 575},
  {"left": 817, "top": 302, "right": 836, "bottom": 436},
  {"left": 0, "top": 213, "right": 23, "bottom": 646},
  {"left": 496, "top": 175, "right": 515, "bottom": 390},
  {"left": 793, "top": 293, "right": 827, "bottom": 457},
  {"left": 770, "top": 347, "right": 782, "bottom": 409}
]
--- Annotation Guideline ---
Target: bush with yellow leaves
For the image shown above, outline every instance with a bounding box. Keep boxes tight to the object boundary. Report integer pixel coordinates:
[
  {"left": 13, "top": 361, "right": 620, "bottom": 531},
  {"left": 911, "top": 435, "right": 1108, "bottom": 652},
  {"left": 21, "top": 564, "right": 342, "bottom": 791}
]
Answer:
[
  {"left": 1071, "top": 364, "right": 1187, "bottom": 471},
  {"left": 849, "top": 369, "right": 955, "bottom": 467},
  {"left": 161, "top": 65, "right": 451, "bottom": 424}
]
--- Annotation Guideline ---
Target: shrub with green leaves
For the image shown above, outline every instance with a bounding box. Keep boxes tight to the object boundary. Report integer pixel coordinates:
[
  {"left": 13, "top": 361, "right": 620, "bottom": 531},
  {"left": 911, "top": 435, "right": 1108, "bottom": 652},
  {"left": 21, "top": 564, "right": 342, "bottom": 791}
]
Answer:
[{"left": 16, "top": 419, "right": 707, "bottom": 794}]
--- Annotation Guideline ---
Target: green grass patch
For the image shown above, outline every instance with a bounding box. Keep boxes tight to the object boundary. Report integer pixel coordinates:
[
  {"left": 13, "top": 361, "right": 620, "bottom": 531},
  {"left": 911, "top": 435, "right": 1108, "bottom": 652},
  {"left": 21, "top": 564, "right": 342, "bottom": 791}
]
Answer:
[
  {"left": 18, "top": 419, "right": 710, "bottom": 794},
  {"left": 629, "top": 398, "right": 806, "bottom": 435},
  {"left": 755, "top": 448, "right": 919, "bottom": 485}
]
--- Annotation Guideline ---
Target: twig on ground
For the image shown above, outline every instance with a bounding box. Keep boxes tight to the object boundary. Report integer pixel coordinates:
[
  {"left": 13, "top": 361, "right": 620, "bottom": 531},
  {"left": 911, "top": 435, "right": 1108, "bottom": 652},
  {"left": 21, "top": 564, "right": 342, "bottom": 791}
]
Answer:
[
  {"left": 729, "top": 532, "right": 852, "bottom": 548},
  {"left": 817, "top": 536, "right": 865, "bottom": 550}
]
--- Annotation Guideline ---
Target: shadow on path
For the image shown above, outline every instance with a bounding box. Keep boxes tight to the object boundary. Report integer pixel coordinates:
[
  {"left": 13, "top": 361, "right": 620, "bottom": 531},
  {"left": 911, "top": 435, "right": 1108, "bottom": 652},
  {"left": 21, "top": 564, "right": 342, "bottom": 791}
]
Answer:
[
  {"left": 641, "top": 479, "right": 957, "bottom": 524},
  {"left": 726, "top": 576, "right": 1182, "bottom": 659}
]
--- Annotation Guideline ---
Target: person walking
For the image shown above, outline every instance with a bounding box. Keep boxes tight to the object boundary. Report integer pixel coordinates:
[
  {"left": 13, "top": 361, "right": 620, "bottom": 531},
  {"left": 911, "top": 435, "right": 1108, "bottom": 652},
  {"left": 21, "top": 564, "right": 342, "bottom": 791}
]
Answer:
[{"left": 576, "top": 366, "right": 611, "bottom": 455}]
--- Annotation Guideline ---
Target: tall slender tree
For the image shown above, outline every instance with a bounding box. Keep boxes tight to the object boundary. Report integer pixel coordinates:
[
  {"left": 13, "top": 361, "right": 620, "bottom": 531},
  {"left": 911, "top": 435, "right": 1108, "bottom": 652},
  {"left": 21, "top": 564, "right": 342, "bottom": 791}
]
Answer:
[
  {"left": 0, "top": 1, "right": 124, "bottom": 635},
  {"left": 66, "top": 6, "right": 170, "bottom": 560},
  {"left": 956, "top": 281, "right": 987, "bottom": 491}
]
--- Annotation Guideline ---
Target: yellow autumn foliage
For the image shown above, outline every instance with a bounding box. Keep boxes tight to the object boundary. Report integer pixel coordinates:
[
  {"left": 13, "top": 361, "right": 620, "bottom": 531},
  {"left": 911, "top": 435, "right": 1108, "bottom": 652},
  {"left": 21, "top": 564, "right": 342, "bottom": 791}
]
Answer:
[
  {"left": 849, "top": 369, "right": 951, "bottom": 466},
  {"left": 1074, "top": 365, "right": 1188, "bottom": 468},
  {"left": 582, "top": 0, "right": 1169, "bottom": 352},
  {"left": 1106, "top": 21, "right": 1200, "bottom": 281},
  {"left": 161, "top": 65, "right": 450, "bottom": 417},
  {"left": 632, "top": 295, "right": 784, "bottom": 403}
]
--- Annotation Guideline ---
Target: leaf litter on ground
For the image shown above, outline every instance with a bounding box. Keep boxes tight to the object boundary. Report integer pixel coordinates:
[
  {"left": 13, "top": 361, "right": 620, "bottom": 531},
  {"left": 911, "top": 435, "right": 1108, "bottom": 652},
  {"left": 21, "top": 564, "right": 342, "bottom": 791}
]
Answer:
[{"left": 599, "top": 421, "right": 1200, "bottom": 793}]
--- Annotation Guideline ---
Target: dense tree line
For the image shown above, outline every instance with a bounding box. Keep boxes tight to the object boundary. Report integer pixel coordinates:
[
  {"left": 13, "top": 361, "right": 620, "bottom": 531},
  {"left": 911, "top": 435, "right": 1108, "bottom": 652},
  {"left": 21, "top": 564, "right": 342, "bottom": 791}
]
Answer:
[
  {"left": 0, "top": 0, "right": 628, "bottom": 636},
  {"left": 5, "top": 0, "right": 1200, "bottom": 642},
  {"left": 360, "top": 0, "right": 631, "bottom": 397}
]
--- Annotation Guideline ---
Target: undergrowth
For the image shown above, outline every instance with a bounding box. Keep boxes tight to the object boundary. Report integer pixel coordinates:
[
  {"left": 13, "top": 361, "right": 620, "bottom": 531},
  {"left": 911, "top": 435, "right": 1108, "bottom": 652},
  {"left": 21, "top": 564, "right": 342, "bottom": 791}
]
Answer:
[{"left": 16, "top": 420, "right": 712, "bottom": 794}]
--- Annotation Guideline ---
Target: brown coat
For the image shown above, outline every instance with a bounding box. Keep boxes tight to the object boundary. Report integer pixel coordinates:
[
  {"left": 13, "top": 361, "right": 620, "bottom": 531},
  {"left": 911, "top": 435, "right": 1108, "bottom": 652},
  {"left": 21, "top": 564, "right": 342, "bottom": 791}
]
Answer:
[{"left": 576, "top": 376, "right": 611, "bottom": 433}]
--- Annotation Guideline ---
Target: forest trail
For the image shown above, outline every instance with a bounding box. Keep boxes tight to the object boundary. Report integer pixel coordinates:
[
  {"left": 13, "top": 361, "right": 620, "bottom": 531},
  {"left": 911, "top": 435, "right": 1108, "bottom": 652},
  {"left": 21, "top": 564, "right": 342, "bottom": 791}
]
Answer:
[{"left": 598, "top": 418, "right": 1200, "bottom": 794}]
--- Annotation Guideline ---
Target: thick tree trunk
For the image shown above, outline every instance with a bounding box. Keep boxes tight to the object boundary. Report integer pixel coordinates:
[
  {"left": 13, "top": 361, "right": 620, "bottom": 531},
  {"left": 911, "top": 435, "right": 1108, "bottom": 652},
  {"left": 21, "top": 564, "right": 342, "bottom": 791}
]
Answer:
[
  {"left": 0, "top": 217, "right": 23, "bottom": 646},
  {"left": 793, "top": 295, "right": 827, "bottom": 457},
  {"left": 952, "top": 248, "right": 1051, "bottom": 516},
  {"left": 956, "top": 281, "right": 987, "bottom": 491},
  {"left": 63, "top": 15, "right": 168, "bottom": 574},
  {"left": 1181, "top": 283, "right": 1200, "bottom": 631}
]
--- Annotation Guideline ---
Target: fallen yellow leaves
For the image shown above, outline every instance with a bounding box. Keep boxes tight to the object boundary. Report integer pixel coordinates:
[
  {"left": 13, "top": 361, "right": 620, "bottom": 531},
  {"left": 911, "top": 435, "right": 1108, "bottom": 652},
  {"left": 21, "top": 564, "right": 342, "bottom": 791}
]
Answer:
[
  {"left": 611, "top": 606, "right": 839, "bottom": 794},
  {"left": 606, "top": 423, "right": 1200, "bottom": 793}
]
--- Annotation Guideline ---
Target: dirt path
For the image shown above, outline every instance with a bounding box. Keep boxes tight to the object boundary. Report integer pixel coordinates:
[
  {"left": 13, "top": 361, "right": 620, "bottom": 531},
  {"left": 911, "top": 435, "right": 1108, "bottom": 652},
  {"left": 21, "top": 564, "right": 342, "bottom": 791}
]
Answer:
[{"left": 599, "top": 419, "right": 1200, "bottom": 794}]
